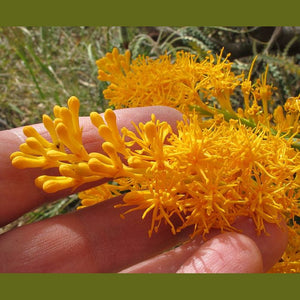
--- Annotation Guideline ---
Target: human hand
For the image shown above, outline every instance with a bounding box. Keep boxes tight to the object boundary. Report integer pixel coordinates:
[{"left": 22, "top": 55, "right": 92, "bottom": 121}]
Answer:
[{"left": 0, "top": 106, "right": 288, "bottom": 273}]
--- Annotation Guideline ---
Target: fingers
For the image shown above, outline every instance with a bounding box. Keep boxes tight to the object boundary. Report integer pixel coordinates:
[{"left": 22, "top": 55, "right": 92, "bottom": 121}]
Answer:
[
  {"left": 120, "top": 217, "right": 288, "bottom": 273},
  {"left": 0, "top": 195, "right": 193, "bottom": 272},
  {"left": 176, "top": 218, "right": 288, "bottom": 273},
  {"left": 176, "top": 232, "right": 263, "bottom": 273},
  {"left": 229, "top": 217, "right": 289, "bottom": 272},
  {"left": 0, "top": 194, "right": 288, "bottom": 273},
  {"left": 0, "top": 106, "right": 182, "bottom": 226}
]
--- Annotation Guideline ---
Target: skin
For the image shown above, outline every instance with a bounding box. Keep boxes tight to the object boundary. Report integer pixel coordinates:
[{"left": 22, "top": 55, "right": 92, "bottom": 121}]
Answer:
[{"left": 0, "top": 106, "right": 288, "bottom": 273}]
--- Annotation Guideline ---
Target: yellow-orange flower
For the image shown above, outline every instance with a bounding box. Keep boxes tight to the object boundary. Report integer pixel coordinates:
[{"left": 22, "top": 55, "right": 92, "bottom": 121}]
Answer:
[
  {"left": 10, "top": 48, "right": 300, "bottom": 272},
  {"left": 96, "top": 48, "right": 244, "bottom": 116},
  {"left": 11, "top": 98, "right": 300, "bottom": 240}
]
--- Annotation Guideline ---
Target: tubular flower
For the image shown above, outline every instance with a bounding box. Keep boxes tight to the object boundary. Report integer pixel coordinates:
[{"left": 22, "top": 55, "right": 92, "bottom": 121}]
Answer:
[
  {"left": 283, "top": 95, "right": 300, "bottom": 133},
  {"left": 10, "top": 97, "right": 133, "bottom": 193},
  {"left": 203, "top": 50, "right": 242, "bottom": 115},
  {"left": 252, "top": 66, "right": 276, "bottom": 126},
  {"left": 11, "top": 99, "right": 300, "bottom": 236},
  {"left": 10, "top": 48, "right": 300, "bottom": 273},
  {"left": 96, "top": 48, "right": 243, "bottom": 115},
  {"left": 241, "top": 55, "right": 257, "bottom": 113},
  {"left": 272, "top": 95, "right": 300, "bottom": 137}
]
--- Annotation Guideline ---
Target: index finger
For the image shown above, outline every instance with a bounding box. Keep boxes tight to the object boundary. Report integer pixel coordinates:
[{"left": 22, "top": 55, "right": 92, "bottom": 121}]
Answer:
[{"left": 0, "top": 106, "right": 182, "bottom": 226}]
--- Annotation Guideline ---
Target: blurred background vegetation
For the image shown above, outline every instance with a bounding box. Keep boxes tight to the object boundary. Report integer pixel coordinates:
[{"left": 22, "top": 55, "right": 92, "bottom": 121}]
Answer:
[{"left": 1, "top": 26, "right": 300, "bottom": 232}]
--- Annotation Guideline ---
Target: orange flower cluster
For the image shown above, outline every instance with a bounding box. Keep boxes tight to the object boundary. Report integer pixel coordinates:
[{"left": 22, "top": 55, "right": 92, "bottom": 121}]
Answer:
[
  {"left": 96, "top": 48, "right": 240, "bottom": 115},
  {"left": 10, "top": 48, "right": 300, "bottom": 272}
]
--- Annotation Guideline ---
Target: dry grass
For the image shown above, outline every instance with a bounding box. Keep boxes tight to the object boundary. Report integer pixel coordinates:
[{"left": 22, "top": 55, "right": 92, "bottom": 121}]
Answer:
[{"left": 0, "top": 27, "right": 125, "bottom": 129}]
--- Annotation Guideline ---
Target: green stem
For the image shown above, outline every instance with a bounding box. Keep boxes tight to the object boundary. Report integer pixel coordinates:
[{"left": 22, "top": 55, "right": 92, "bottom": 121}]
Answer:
[
  {"left": 190, "top": 105, "right": 256, "bottom": 128},
  {"left": 190, "top": 104, "right": 300, "bottom": 150}
]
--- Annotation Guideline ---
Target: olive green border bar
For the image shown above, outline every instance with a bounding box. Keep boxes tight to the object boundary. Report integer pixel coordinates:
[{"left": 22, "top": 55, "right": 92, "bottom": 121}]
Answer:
[
  {"left": 1, "top": 0, "right": 300, "bottom": 25},
  {"left": 1, "top": 274, "right": 300, "bottom": 299}
]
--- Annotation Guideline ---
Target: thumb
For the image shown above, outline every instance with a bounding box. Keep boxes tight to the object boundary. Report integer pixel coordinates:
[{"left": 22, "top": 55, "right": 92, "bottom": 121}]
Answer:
[{"left": 176, "top": 232, "right": 263, "bottom": 273}]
